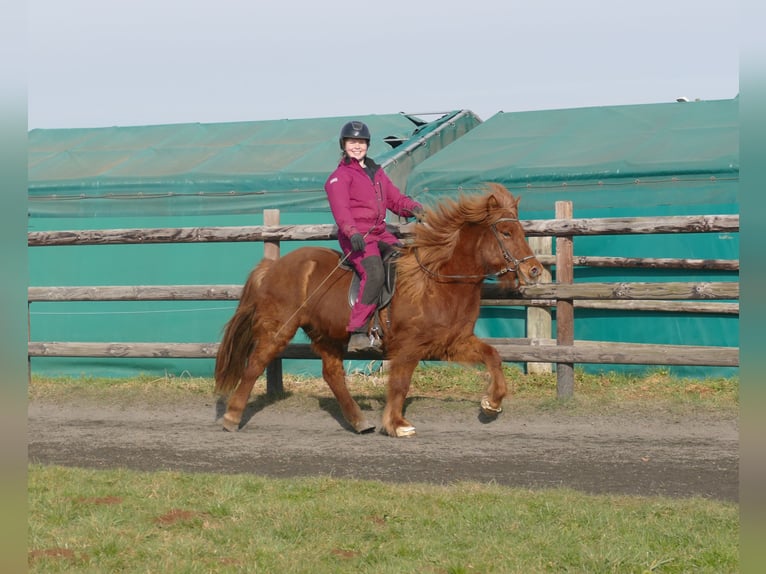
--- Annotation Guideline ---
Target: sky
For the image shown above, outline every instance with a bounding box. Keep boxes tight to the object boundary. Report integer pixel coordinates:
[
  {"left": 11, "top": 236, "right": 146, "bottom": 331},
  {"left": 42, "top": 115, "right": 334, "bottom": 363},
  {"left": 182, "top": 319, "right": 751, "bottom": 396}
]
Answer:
[{"left": 27, "top": 0, "right": 740, "bottom": 129}]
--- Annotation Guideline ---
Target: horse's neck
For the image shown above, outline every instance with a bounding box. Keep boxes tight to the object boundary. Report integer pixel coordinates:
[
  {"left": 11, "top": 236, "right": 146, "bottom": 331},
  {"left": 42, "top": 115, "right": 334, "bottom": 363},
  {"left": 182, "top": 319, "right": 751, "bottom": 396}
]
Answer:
[{"left": 441, "top": 230, "right": 485, "bottom": 278}]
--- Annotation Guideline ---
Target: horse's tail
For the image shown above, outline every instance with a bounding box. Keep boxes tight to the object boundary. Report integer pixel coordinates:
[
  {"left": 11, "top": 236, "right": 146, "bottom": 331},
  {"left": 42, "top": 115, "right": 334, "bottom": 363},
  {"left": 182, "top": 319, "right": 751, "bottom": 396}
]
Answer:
[{"left": 214, "top": 260, "right": 274, "bottom": 395}]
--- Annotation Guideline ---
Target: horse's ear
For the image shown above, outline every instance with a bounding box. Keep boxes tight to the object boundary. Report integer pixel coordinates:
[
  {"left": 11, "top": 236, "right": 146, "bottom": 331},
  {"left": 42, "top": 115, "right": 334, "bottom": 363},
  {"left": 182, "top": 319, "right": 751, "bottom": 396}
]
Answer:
[{"left": 486, "top": 192, "right": 519, "bottom": 213}]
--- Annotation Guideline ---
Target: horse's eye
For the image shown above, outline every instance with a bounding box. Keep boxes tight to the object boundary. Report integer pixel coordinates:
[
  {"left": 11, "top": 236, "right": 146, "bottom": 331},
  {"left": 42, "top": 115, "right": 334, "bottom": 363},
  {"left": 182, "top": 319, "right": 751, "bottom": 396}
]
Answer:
[{"left": 501, "top": 230, "right": 512, "bottom": 238}]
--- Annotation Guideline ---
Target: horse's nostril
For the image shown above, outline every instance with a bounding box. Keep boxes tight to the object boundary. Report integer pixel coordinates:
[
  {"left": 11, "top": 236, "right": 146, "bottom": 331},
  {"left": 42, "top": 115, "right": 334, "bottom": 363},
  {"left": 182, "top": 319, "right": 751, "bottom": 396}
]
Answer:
[{"left": 530, "top": 266, "right": 541, "bottom": 277}]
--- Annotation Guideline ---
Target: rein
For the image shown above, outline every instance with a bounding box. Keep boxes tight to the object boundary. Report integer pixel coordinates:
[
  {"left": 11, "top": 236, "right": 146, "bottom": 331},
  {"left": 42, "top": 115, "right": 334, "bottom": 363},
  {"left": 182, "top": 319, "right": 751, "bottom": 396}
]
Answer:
[{"left": 413, "top": 217, "right": 536, "bottom": 283}]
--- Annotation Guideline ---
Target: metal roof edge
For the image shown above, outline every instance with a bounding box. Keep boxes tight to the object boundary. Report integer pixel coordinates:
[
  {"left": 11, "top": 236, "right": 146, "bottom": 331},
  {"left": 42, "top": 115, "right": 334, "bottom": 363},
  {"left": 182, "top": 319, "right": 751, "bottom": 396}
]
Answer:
[{"left": 381, "top": 110, "right": 482, "bottom": 169}]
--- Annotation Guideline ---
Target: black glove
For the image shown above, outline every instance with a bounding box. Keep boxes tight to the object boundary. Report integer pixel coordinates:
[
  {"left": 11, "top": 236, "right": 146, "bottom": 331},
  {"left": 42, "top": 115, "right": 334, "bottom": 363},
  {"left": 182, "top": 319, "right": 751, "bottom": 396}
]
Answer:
[
  {"left": 411, "top": 206, "right": 425, "bottom": 221},
  {"left": 350, "top": 233, "right": 366, "bottom": 252}
]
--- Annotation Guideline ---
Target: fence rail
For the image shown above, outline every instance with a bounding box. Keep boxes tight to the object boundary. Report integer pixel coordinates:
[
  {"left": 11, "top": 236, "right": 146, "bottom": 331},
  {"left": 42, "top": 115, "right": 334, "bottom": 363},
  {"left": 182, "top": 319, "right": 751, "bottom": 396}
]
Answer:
[
  {"left": 27, "top": 281, "right": 738, "bottom": 302},
  {"left": 27, "top": 214, "right": 739, "bottom": 246},
  {"left": 28, "top": 207, "right": 740, "bottom": 397},
  {"left": 27, "top": 339, "right": 738, "bottom": 367}
]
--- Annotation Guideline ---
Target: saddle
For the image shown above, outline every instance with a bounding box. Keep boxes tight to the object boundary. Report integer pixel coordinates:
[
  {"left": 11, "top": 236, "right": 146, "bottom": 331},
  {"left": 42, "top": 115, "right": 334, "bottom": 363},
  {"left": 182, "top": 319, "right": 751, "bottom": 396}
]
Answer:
[
  {"left": 340, "top": 245, "right": 399, "bottom": 310},
  {"left": 338, "top": 246, "right": 399, "bottom": 348}
]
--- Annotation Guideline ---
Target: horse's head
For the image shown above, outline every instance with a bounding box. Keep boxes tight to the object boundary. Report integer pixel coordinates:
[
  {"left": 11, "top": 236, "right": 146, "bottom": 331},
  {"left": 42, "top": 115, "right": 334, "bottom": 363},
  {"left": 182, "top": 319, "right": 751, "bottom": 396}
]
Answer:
[
  {"left": 480, "top": 184, "right": 543, "bottom": 288},
  {"left": 401, "top": 184, "right": 543, "bottom": 291}
]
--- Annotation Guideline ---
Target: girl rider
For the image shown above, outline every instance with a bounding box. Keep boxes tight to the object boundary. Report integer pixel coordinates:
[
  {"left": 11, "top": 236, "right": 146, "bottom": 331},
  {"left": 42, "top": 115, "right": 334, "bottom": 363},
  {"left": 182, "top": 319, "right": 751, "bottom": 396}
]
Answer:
[{"left": 324, "top": 120, "right": 424, "bottom": 352}]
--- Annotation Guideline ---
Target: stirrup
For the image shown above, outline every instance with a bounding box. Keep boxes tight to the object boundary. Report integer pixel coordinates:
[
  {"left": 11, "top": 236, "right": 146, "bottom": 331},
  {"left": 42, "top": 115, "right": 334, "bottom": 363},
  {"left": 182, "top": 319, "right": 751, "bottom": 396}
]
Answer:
[{"left": 348, "top": 332, "right": 379, "bottom": 353}]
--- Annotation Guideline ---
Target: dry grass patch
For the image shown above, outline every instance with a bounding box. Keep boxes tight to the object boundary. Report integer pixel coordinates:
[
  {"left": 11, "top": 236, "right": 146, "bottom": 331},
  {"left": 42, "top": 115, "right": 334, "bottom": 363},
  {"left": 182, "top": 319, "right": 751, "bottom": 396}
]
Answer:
[{"left": 29, "top": 364, "right": 738, "bottom": 418}]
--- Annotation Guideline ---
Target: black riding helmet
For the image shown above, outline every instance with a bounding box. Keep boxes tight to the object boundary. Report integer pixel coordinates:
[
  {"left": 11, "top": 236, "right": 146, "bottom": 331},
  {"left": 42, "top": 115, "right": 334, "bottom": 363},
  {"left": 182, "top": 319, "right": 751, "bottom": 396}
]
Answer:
[{"left": 339, "top": 121, "right": 371, "bottom": 149}]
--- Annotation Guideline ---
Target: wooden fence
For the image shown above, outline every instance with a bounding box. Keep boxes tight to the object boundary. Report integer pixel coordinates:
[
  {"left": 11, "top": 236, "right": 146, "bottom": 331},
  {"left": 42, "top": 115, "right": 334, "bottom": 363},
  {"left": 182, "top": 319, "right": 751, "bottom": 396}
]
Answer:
[{"left": 27, "top": 202, "right": 739, "bottom": 397}]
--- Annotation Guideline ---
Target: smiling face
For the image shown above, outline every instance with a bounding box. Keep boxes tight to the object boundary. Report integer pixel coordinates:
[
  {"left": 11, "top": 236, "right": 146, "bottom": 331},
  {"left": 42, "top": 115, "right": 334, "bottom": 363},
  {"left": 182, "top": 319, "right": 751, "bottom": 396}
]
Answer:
[{"left": 343, "top": 138, "right": 369, "bottom": 162}]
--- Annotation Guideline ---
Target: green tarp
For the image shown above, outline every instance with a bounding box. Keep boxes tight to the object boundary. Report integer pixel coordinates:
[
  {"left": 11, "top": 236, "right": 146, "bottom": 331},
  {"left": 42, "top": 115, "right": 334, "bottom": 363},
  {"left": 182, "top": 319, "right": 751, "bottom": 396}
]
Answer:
[
  {"left": 407, "top": 98, "right": 738, "bottom": 208},
  {"left": 406, "top": 98, "right": 739, "bottom": 377},
  {"left": 29, "top": 111, "right": 480, "bottom": 218}
]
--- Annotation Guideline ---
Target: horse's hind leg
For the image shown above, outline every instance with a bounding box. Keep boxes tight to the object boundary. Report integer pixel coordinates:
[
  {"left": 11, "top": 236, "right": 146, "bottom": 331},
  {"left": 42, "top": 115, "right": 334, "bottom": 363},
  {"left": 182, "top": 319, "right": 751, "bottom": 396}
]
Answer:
[
  {"left": 221, "top": 350, "right": 270, "bottom": 431},
  {"left": 316, "top": 343, "right": 375, "bottom": 434},
  {"left": 221, "top": 322, "right": 295, "bottom": 431}
]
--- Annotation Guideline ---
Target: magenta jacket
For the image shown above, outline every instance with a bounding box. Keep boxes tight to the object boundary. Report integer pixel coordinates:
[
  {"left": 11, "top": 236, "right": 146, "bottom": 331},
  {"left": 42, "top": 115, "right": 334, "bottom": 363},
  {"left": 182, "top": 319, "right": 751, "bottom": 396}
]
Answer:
[{"left": 324, "top": 156, "right": 422, "bottom": 246}]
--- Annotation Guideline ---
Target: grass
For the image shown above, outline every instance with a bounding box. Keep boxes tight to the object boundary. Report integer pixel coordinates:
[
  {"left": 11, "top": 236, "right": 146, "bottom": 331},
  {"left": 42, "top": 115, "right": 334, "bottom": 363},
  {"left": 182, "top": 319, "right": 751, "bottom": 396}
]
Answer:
[
  {"left": 28, "top": 464, "right": 738, "bottom": 573},
  {"left": 29, "top": 364, "right": 739, "bottom": 417}
]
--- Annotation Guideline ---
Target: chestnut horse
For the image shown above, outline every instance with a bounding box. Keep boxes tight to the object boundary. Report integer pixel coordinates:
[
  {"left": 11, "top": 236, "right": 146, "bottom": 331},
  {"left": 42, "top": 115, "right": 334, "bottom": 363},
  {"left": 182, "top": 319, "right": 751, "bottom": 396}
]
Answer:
[{"left": 214, "top": 183, "right": 542, "bottom": 437}]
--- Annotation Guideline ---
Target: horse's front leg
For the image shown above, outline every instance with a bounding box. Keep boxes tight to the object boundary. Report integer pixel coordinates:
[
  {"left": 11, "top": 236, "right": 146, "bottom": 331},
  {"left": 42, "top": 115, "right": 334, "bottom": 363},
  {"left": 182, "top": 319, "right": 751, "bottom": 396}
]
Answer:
[
  {"left": 451, "top": 336, "right": 508, "bottom": 418},
  {"left": 315, "top": 342, "right": 375, "bottom": 434},
  {"left": 382, "top": 357, "right": 419, "bottom": 437}
]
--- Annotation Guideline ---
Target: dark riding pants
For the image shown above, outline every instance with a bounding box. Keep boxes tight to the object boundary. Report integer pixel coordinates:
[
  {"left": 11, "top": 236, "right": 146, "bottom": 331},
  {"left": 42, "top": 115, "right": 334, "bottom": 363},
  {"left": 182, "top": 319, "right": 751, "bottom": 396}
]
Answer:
[{"left": 345, "top": 240, "right": 390, "bottom": 332}]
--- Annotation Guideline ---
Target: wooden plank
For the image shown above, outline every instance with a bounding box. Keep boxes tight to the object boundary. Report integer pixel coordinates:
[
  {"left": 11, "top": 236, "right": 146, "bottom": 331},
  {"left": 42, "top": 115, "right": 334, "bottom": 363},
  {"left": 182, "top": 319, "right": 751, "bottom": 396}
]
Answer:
[
  {"left": 534, "top": 255, "right": 739, "bottom": 271},
  {"left": 500, "top": 282, "right": 740, "bottom": 300},
  {"left": 27, "top": 340, "right": 739, "bottom": 367},
  {"left": 27, "top": 224, "right": 339, "bottom": 246},
  {"left": 27, "top": 214, "right": 739, "bottom": 246},
  {"left": 263, "top": 209, "right": 280, "bottom": 261},
  {"left": 526, "top": 236, "right": 552, "bottom": 373},
  {"left": 29, "top": 282, "right": 739, "bottom": 302},
  {"left": 481, "top": 299, "right": 739, "bottom": 314},
  {"left": 263, "top": 209, "right": 283, "bottom": 395},
  {"left": 28, "top": 285, "right": 243, "bottom": 301},
  {"left": 555, "top": 201, "right": 575, "bottom": 398},
  {"left": 520, "top": 214, "right": 739, "bottom": 236},
  {"left": 491, "top": 341, "right": 739, "bottom": 367},
  {"left": 28, "top": 342, "right": 220, "bottom": 358}
]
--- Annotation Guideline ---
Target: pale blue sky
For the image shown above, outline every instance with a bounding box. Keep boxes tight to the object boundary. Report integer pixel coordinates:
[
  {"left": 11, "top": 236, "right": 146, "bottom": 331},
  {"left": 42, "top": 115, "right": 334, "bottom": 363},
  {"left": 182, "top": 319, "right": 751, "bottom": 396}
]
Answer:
[{"left": 27, "top": 0, "right": 739, "bottom": 129}]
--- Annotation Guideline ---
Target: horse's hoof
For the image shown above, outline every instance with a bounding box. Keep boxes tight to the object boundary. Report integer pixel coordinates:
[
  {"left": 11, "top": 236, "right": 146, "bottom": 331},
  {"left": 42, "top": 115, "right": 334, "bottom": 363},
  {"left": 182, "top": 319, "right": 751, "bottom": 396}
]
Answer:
[
  {"left": 480, "top": 396, "right": 503, "bottom": 417},
  {"left": 221, "top": 414, "right": 241, "bottom": 432},
  {"left": 394, "top": 425, "right": 416, "bottom": 438},
  {"left": 355, "top": 421, "right": 376, "bottom": 434}
]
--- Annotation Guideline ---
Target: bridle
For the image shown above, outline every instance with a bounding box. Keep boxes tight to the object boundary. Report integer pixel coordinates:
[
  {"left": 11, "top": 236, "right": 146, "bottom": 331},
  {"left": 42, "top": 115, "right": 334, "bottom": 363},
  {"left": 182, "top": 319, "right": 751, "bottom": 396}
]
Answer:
[
  {"left": 413, "top": 217, "right": 537, "bottom": 283},
  {"left": 489, "top": 217, "right": 538, "bottom": 276}
]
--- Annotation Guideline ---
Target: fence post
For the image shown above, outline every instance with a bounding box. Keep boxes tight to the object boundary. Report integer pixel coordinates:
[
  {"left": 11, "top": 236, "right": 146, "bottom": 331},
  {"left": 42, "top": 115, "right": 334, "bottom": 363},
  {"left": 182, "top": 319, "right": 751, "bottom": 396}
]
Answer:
[
  {"left": 526, "top": 236, "right": 552, "bottom": 373},
  {"left": 263, "top": 209, "right": 284, "bottom": 395},
  {"left": 28, "top": 302, "right": 32, "bottom": 383},
  {"left": 555, "top": 201, "right": 575, "bottom": 398}
]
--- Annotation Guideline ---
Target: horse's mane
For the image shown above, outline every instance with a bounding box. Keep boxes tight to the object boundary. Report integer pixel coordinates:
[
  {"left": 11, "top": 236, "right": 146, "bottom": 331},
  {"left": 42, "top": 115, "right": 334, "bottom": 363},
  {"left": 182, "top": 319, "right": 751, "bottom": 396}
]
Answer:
[{"left": 396, "top": 183, "right": 519, "bottom": 301}]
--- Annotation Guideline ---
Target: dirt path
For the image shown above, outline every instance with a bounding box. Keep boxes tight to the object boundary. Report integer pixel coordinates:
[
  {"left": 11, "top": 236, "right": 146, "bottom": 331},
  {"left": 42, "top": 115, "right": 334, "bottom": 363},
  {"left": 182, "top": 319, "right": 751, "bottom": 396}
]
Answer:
[{"left": 28, "top": 393, "right": 739, "bottom": 502}]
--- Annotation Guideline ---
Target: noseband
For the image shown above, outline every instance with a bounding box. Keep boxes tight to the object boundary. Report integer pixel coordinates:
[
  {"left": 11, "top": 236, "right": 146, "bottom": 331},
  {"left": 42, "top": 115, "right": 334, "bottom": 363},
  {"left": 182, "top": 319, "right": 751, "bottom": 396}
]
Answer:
[
  {"left": 414, "top": 217, "right": 536, "bottom": 282},
  {"left": 489, "top": 217, "right": 538, "bottom": 277}
]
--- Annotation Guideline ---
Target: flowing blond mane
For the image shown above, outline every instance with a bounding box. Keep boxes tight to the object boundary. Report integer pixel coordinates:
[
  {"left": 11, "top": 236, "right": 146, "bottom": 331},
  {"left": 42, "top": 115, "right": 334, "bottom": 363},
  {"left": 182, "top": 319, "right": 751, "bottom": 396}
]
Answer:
[{"left": 396, "top": 183, "right": 520, "bottom": 301}]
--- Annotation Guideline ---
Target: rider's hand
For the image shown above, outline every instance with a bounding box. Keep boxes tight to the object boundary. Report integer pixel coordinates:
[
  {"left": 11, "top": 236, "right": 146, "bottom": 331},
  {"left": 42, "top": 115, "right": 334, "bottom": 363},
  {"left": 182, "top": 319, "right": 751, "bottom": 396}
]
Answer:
[
  {"left": 350, "top": 233, "right": 366, "bottom": 253},
  {"left": 411, "top": 206, "right": 425, "bottom": 221}
]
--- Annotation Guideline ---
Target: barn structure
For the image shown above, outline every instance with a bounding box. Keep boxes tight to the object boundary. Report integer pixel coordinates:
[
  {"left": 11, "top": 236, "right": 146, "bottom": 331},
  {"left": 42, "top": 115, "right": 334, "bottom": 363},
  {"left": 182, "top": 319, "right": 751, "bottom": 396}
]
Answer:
[{"left": 28, "top": 98, "right": 738, "bottom": 378}]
